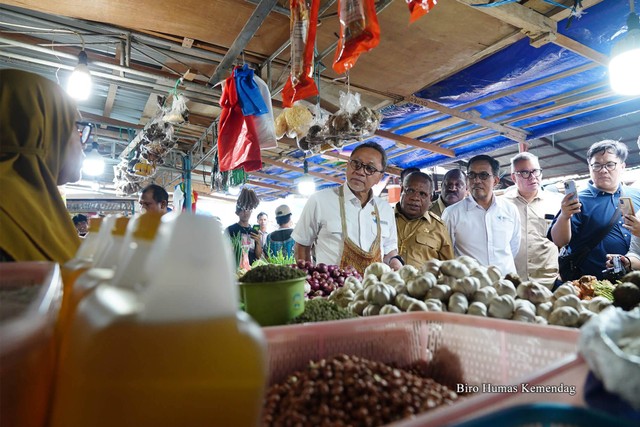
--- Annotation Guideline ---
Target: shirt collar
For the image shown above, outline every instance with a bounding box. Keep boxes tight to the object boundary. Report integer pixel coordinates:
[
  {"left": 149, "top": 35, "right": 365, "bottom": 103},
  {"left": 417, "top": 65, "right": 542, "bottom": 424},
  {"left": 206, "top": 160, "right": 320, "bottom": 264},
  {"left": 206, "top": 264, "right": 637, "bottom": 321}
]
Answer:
[
  {"left": 464, "top": 194, "right": 496, "bottom": 210},
  {"left": 343, "top": 183, "right": 373, "bottom": 206},
  {"left": 586, "top": 180, "right": 623, "bottom": 196},
  {"left": 394, "top": 204, "right": 431, "bottom": 223}
]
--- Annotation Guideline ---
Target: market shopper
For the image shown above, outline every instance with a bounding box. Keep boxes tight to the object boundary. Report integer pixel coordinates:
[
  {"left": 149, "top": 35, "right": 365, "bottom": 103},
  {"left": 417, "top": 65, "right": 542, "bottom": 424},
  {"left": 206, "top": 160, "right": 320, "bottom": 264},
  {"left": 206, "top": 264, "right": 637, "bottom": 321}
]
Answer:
[
  {"left": 72, "top": 214, "right": 89, "bottom": 237},
  {"left": 293, "top": 142, "right": 402, "bottom": 273},
  {"left": 264, "top": 205, "right": 295, "bottom": 260},
  {"left": 442, "top": 154, "right": 521, "bottom": 275},
  {"left": 429, "top": 169, "right": 467, "bottom": 217},
  {"left": 550, "top": 140, "right": 640, "bottom": 280},
  {"left": 395, "top": 172, "right": 453, "bottom": 267},
  {"left": 138, "top": 184, "right": 169, "bottom": 214},
  {"left": 227, "top": 204, "right": 263, "bottom": 268},
  {"left": 501, "top": 152, "right": 562, "bottom": 288},
  {"left": 256, "top": 211, "right": 269, "bottom": 247},
  {"left": 0, "top": 69, "right": 84, "bottom": 263}
]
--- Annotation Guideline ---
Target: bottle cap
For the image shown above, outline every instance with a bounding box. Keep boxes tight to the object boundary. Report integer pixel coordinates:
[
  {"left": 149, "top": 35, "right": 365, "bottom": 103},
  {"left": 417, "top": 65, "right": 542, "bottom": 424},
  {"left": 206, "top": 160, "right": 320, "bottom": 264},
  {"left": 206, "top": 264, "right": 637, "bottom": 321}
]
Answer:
[
  {"left": 111, "top": 217, "right": 130, "bottom": 236},
  {"left": 133, "top": 212, "right": 163, "bottom": 241},
  {"left": 88, "top": 217, "right": 103, "bottom": 232}
]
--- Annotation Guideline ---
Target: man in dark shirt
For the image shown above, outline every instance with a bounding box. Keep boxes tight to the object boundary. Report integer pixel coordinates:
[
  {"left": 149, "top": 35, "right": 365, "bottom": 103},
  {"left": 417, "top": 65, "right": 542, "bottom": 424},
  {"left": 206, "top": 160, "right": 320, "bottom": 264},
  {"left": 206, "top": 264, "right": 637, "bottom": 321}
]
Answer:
[
  {"left": 549, "top": 140, "right": 640, "bottom": 280},
  {"left": 264, "top": 205, "right": 295, "bottom": 260},
  {"left": 226, "top": 205, "right": 263, "bottom": 267}
]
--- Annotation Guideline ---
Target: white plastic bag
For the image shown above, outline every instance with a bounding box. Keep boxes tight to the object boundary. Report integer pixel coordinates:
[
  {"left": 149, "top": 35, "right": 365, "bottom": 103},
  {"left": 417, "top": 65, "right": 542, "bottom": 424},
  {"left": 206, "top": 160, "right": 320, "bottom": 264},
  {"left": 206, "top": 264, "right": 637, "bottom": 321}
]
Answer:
[
  {"left": 245, "top": 75, "right": 277, "bottom": 149},
  {"left": 579, "top": 306, "right": 640, "bottom": 410}
]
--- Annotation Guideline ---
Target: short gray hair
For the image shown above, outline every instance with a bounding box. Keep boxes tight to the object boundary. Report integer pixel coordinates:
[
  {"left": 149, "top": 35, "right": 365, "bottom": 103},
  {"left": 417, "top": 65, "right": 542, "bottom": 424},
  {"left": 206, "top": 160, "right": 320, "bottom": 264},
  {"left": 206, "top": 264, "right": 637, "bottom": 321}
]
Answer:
[
  {"left": 587, "top": 139, "right": 628, "bottom": 163},
  {"left": 510, "top": 152, "right": 540, "bottom": 174}
]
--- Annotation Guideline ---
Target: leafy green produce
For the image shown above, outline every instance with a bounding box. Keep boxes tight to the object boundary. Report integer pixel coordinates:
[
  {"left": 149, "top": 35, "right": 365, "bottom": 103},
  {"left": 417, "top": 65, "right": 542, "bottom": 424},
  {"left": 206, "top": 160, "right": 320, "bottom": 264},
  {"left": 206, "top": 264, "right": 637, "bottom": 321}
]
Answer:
[
  {"left": 287, "top": 298, "right": 355, "bottom": 324},
  {"left": 239, "top": 265, "right": 306, "bottom": 283}
]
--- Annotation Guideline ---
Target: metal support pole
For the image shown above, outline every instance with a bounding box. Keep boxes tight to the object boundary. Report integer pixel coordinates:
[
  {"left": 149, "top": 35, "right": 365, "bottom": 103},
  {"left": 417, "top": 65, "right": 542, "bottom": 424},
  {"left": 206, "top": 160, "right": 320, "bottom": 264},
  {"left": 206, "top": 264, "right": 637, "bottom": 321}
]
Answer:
[{"left": 183, "top": 153, "right": 193, "bottom": 212}]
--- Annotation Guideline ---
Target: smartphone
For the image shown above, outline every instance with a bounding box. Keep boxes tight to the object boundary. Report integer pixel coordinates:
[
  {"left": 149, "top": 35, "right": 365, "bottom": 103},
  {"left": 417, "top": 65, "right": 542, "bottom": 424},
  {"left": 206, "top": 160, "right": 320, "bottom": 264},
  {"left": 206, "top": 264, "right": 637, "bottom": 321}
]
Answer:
[
  {"left": 252, "top": 224, "right": 260, "bottom": 232},
  {"left": 620, "top": 197, "right": 635, "bottom": 220},
  {"left": 564, "top": 180, "right": 578, "bottom": 201}
]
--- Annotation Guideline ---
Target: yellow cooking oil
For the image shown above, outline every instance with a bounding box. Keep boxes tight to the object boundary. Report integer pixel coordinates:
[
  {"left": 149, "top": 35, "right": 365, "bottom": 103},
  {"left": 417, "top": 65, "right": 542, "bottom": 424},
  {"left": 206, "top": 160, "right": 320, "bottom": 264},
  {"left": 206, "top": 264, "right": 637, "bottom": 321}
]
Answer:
[{"left": 50, "top": 212, "right": 267, "bottom": 427}]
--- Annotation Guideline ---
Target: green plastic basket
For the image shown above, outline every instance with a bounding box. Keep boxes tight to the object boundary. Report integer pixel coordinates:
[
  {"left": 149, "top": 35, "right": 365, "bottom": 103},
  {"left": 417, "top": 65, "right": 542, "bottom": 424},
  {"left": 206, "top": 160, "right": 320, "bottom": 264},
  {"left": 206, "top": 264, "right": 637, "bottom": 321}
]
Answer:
[{"left": 239, "top": 277, "right": 305, "bottom": 327}]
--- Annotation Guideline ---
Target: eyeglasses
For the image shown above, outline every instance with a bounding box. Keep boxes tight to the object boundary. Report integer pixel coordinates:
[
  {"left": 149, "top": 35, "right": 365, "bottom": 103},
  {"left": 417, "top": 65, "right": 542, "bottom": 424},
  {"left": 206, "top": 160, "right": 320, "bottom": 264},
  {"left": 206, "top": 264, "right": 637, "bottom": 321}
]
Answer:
[
  {"left": 403, "top": 188, "right": 430, "bottom": 200},
  {"left": 349, "top": 159, "right": 383, "bottom": 176},
  {"left": 590, "top": 162, "right": 617, "bottom": 172},
  {"left": 514, "top": 169, "right": 541, "bottom": 179},
  {"left": 76, "top": 121, "right": 92, "bottom": 145},
  {"left": 467, "top": 172, "right": 493, "bottom": 181}
]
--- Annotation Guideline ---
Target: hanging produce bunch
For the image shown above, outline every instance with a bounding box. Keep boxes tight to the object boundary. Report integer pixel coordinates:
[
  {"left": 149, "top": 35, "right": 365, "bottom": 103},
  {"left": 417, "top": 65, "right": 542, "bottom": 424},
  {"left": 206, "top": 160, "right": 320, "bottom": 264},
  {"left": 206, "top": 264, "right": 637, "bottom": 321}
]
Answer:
[
  {"left": 333, "top": 0, "right": 381, "bottom": 74},
  {"left": 235, "top": 187, "right": 260, "bottom": 211},
  {"left": 300, "top": 91, "right": 383, "bottom": 152},
  {"left": 217, "top": 65, "right": 276, "bottom": 173},
  {"left": 114, "top": 93, "right": 189, "bottom": 196},
  {"left": 282, "top": 0, "right": 320, "bottom": 107}
]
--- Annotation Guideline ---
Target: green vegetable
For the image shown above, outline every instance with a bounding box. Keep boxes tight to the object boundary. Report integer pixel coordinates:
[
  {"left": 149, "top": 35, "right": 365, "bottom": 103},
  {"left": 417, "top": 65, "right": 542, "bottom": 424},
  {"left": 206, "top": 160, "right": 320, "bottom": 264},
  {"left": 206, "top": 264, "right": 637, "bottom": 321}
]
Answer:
[
  {"left": 287, "top": 298, "right": 355, "bottom": 324},
  {"left": 239, "top": 265, "right": 306, "bottom": 283},
  {"left": 265, "top": 248, "right": 296, "bottom": 266}
]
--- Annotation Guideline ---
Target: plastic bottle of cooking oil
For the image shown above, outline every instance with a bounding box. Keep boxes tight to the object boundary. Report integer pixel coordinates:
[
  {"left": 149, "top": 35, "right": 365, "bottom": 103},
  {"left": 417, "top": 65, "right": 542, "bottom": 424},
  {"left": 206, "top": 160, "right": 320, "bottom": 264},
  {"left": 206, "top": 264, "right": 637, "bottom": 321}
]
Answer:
[
  {"left": 93, "top": 216, "right": 129, "bottom": 268},
  {"left": 62, "top": 213, "right": 163, "bottom": 335},
  {"left": 58, "top": 216, "right": 128, "bottom": 334},
  {"left": 50, "top": 212, "right": 267, "bottom": 427}
]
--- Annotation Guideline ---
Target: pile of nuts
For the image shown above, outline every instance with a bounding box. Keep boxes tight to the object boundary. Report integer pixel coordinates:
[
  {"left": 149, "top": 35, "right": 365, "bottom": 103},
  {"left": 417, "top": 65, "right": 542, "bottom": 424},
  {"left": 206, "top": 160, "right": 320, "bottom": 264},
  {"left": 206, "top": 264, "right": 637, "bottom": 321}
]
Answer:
[{"left": 262, "top": 354, "right": 459, "bottom": 427}]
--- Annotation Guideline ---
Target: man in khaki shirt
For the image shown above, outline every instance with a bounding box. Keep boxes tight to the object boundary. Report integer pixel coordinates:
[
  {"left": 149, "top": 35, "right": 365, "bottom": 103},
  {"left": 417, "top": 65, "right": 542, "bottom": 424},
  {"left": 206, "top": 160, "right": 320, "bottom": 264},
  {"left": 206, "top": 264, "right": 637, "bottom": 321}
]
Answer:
[
  {"left": 395, "top": 172, "right": 454, "bottom": 267},
  {"left": 501, "top": 152, "right": 562, "bottom": 288},
  {"left": 429, "top": 169, "right": 467, "bottom": 217}
]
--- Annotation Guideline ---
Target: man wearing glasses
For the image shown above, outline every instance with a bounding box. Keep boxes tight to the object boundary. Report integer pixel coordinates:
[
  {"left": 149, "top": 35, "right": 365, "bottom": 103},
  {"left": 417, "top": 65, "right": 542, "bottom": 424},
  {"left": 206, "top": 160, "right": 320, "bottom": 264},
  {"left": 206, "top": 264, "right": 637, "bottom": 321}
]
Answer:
[
  {"left": 502, "top": 152, "right": 562, "bottom": 289},
  {"left": 395, "top": 172, "right": 453, "bottom": 267},
  {"left": 293, "top": 142, "right": 402, "bottom": 273},
  {"left": 549, "top": 140, "right": 640, "bottom": 280},
  {"left": 442, "top": 154, "right": 521, "bottom": 275}
]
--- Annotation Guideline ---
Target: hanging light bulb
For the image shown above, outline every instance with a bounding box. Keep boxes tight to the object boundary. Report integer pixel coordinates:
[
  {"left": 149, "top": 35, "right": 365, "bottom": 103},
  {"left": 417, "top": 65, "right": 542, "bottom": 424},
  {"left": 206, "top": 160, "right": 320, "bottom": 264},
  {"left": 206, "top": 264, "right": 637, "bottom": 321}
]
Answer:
[
  {"left": 82, "top": 141, "right": 104, "bottom": 176},
  {"left": 67, "top": 49, "right": 92, "bottom": 100},
  {"left": 297, "top": 159, "right": 316, "bottom": 196},
  {"left": 609, "top": 5, "right": 640, "bottom": 96}
]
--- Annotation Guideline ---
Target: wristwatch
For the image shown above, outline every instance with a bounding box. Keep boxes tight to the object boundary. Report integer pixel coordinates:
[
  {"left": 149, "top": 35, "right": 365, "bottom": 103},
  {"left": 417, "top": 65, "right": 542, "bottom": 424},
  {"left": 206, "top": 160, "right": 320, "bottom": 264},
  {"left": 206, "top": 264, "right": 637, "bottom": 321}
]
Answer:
[{"left": 389, "top": 255, "right": 405, "bottom": 266}]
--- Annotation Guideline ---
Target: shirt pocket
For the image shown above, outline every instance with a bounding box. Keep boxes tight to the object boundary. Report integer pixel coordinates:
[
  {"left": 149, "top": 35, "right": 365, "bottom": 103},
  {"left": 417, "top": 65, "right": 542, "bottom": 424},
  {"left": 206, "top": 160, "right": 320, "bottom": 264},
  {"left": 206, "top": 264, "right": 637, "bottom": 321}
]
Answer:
[
  {"left": 325, "top": 218, "right": 343, "bottom": 237},
  {"left": 493, "top": 216, "right": 517, "bottom": 246},
  {"left": 415, "top": 233, "right": 439, "bottom": 249}
]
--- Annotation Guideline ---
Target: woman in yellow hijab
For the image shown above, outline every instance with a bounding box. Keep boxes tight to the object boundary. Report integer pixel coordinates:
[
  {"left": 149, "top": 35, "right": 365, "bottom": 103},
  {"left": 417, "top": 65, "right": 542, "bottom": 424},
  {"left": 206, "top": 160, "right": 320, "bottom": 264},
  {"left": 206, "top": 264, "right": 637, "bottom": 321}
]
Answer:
[{"left": 0, "top": 69, "right": 85, "bottom": 263}]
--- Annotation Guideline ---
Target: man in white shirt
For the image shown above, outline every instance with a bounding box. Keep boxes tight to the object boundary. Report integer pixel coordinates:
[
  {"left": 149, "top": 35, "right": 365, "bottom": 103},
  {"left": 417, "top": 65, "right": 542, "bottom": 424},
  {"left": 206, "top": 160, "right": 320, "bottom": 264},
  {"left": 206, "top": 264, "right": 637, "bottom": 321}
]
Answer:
[
  {"left": 293, "top": 142, "right": 402, "bottom": 273},
  {"left": 501, "top": 152, "right": 562, "bottom": 288},
  {"left": 442, "top": 154, "right": 521, "bottom": 275}
]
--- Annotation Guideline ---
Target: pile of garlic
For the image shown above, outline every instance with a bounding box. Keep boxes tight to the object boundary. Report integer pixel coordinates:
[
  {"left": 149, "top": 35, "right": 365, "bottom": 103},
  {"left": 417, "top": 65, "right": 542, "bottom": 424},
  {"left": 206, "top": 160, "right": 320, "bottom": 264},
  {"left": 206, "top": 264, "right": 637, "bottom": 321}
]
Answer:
[{"left": 327, "top": 256, "right": 612, "bottom": 327}]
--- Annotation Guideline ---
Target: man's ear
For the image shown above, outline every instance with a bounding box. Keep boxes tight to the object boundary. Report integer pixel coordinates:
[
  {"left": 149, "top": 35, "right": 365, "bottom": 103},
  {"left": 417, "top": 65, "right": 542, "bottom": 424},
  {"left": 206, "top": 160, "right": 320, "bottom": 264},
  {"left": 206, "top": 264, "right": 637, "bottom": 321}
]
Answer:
[{"left": 161, "top": 200, "right": 168, "bottom": 209}]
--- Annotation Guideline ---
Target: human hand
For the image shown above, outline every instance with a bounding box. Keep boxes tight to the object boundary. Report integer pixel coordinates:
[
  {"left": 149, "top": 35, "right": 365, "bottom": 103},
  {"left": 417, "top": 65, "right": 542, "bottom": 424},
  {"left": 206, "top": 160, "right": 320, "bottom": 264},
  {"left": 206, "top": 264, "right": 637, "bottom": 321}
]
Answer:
[
  {"left": 605, "top": 253, "right": 630, "bottom": 271},
  {"left": 559, "top": 193, "right": 581, "bottom": 220},
  {"left": 622, "top": 213, "right": 640, "bottom": 237},
  {"left": 389, "top": 257, "right": 403, "bottom": 271}
]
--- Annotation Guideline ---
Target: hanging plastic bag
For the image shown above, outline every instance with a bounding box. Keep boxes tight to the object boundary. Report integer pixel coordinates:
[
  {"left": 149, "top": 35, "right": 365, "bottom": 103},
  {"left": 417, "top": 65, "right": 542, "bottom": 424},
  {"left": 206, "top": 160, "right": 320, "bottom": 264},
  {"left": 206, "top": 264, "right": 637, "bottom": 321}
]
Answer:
[
  {"left": 245, "top": 75, "right": 278, "bottom": 149},
  {"left": 217, "top": 74, "right": 262, "bottom": 172},
  {"left": 234, "top": 64, "right": 269, "bottom": 116},
  {"left": 282, "top": 0, "right": 320, "bottom": 107},
  {"left": 406, "top": 0, "right": 437, "bottom": 24},
  {"left": 333, "top": 0, "right": 381, "bottom": 74}
]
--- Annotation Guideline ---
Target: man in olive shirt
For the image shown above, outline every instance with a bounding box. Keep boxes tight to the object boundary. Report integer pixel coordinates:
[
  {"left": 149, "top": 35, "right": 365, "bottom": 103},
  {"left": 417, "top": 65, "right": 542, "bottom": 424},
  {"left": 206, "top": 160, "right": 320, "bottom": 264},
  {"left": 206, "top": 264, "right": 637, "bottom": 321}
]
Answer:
[
  {"left": 395, "top": 172, "right": 454, "bottom": 267},
  {"left": 501, "top": 152, "right": 562, "bottom": 288},
  {"left": 429, "top": 169, "right": 467, "bottom": 217}
]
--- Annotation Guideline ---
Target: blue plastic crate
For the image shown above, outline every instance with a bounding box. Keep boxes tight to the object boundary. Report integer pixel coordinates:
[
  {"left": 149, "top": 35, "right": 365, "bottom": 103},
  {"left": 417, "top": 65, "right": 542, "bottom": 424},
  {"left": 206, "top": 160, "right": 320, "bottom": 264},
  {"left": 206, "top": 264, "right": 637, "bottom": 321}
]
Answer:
[{"left": 451, "top": 403, "right": 632, "bottom": 427}]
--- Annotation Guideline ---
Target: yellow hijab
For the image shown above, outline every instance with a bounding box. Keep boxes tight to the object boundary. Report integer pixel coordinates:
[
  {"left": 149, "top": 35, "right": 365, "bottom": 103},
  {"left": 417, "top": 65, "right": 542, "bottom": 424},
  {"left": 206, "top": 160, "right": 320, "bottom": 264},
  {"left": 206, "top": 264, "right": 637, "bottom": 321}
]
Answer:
[{"left": 0, "top": 69, "right": 81, "bottom": 263}]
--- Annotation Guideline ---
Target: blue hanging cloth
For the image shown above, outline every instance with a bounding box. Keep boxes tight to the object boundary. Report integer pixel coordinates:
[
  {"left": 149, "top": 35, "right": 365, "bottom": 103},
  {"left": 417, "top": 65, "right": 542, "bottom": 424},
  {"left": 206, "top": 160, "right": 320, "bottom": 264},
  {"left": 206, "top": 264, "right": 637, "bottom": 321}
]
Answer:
[{"left": 234, "top": 64, "right": 269, "bottom": 116}]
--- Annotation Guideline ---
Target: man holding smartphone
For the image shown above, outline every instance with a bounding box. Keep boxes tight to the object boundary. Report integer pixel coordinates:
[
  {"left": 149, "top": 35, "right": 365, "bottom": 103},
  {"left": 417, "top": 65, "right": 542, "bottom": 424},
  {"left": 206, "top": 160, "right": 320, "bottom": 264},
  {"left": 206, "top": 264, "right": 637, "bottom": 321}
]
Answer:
[
  {"left": 549, "top": 140, "right": 640, "bottom": 280},
  {"left": 226, "top": 204, "right": 263, "bottom": 267}
]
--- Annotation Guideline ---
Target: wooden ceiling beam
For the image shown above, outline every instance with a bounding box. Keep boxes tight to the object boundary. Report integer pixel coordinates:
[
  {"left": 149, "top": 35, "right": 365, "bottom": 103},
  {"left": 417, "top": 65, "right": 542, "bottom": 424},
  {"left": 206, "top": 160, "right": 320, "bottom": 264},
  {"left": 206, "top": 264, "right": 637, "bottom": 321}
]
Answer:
[
  {"left": 404, "top": 96, "right": 529, "bottom": 144},
  {"left": 247, "top": 179, "right": 293, "bottom": 194},
  {"left": 456, "top": 0, "right": 609, "bottom": 65},
  {"left": 250, "top": 171, "right": 295, "bottom": 183}
]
